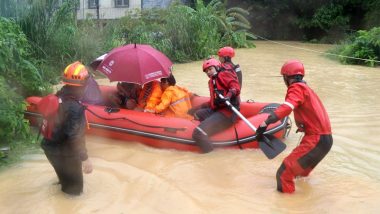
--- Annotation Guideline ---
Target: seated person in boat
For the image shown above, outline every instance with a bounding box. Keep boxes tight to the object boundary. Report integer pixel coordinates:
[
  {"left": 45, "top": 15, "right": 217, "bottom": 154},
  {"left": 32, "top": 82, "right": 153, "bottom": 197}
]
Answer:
[
  {"left": 135, "top": 80, "right": 163, "bottom": 112},
  {"left": 110, "top": 82, "right": 141, "bottom": 109},
  {"left": 145, "top": 73, "right": 193, "bottom": 119},
  {"left": 189, "top": 58, "right": 241, "bottom": 153}
]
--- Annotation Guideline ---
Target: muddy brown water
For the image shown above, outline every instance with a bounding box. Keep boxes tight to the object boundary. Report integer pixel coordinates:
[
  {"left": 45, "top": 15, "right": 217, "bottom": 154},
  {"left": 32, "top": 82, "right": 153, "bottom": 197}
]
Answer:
[{"left": 1, "top": 41, "right": 379, "bottom": 213}]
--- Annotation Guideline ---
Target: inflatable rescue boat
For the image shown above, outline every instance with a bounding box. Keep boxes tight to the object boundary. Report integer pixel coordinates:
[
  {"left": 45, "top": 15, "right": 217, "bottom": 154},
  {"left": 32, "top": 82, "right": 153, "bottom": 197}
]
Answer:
[{"left": 24, "top": 86, "right": 290, "bottom": 152}]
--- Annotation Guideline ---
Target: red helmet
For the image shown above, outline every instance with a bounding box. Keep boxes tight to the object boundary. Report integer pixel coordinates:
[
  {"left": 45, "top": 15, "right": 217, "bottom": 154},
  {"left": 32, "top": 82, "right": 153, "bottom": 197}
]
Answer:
[
  {"left": 280, "top": 60, "right": 305, "bottom": 76},
  {"left": 217, "top": 46, "right": 235, "bottom": 58},
  {"left": 202, "top": 58, "right": 220, "bottom": 72},
  {"left": 62, "top": 61, "right": 89, "bottom": 86}
]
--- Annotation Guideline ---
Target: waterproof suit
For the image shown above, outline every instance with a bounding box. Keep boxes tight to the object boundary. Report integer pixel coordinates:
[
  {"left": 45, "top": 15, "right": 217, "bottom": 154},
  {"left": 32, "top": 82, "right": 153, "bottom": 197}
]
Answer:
[
  {"left": 265, "top": 81, "right": 333, "bottom": 193},
  {"left": 192, "top": 71, "right": 240, "bottom": 153},
  {"left": 41, "top": 86, "right": 88, "bottom": 195},
  {"left": 137, "top": 80, "right": 162, "bottom": 110},
  {"left": 154, "top": 85, "right": 193, "bottom": 119},
  {"left": 220, "top": 62, "right": 242, "bottom": 88}
]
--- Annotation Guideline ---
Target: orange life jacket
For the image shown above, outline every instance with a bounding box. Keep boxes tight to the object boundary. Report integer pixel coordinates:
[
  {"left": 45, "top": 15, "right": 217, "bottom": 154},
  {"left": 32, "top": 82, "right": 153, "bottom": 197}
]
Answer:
[
  {"left": 154, "top": 85, "right": 193, "bottom": 120},
  {"left": 137, "top": 80, "right": 162, "bottom": 110}
]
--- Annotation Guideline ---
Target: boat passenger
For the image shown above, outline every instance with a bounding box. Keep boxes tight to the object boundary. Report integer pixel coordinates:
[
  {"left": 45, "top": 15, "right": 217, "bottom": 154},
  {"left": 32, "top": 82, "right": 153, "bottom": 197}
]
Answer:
[
  {"left": 257, "top": 60, "right": 333, "bottom": 193},
  {"left": 41, "top": 61, "right": 93, "bottom": 195},
  {"left": 136, "top": 80, "right": 163, "bottom": 112},
  {"left": 218, "top": 46, "right": 243, "bottom": 88},
  {"left": 110, "top": 82, "right": 141, "bottom": 109},
  {"left": 189, "top": 58, "right": 241, "bottom": 153},
  {"left": 146, "top": 73, "right": 193, "bottom": 119}
]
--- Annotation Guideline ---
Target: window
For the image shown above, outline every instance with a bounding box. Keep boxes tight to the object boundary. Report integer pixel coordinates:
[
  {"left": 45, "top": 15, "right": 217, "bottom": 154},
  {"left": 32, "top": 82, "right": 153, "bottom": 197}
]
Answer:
[
  {"left": 115, "top": 0, "right": 129, "bottom": 8},
  {"left": 88, "top": 0, "right": 98, "bottom": 9}
]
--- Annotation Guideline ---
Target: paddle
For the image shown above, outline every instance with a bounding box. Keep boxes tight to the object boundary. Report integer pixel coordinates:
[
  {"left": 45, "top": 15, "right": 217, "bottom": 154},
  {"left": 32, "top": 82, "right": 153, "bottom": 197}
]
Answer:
[{"left": 216, "top": 93, "right": 286, "bottom": 159}]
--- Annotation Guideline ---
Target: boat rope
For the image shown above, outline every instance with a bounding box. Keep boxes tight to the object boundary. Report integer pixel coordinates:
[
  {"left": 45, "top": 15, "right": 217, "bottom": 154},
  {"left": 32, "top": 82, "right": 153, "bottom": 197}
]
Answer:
[
  {"left": 233, "top": 125, "right": 243, "bottom": 150},
  {"left": 252, "top": 33, "right": 380, "bottom": 64},
  {"left": 84, "top": 106, "right": 187, "bottom": 132}
]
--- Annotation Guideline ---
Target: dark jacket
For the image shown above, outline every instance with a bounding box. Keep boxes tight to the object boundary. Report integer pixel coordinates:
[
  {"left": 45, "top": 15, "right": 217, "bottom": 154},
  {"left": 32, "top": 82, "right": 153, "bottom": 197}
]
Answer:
[{"left": 41, "top": 86, "right": 88, "bottom": 161}]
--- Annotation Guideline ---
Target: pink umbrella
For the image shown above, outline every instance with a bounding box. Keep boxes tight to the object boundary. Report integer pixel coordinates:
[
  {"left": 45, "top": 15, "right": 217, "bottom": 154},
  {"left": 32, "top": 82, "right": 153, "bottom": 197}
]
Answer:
[{"left": 96, "top": 44, "right": 172, "bottom": 84}]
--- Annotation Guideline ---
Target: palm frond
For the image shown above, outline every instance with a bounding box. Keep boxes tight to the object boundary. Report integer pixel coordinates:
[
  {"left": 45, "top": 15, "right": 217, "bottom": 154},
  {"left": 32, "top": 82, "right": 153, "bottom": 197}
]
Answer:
[
  {"left": 229, "top": 13, "right": 251, "bottom": 27},
  {"left": 227, "top": 7, "right": 250, "bottom": 16},
  {"left": 231, "top": 21, "right": 251, "bottom": 30}
]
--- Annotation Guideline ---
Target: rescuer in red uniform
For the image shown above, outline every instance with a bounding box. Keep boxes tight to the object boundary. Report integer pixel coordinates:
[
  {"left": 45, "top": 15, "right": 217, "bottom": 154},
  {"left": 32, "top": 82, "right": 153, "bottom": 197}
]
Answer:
[
  {"left": 257, "top": 59, "right": 333, "bottom": 193},
  {"left": 217, "top": 46, "right": 243, "bottom": 88},
  {"left": 190, "top": 58, "right": 241, "bottom": 153}
]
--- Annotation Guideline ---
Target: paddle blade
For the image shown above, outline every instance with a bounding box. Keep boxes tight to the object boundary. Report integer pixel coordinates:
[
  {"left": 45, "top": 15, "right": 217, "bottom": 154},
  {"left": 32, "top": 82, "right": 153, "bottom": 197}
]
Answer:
[{"left": 258, "top": 134, "right": 287, "bottom": 159}]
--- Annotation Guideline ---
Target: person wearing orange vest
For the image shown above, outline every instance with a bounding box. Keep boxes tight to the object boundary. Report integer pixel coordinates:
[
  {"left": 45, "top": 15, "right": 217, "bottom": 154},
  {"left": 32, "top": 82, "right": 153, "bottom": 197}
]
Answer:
[
  {"left": 136, "top": 80, "right": 162, "bottom": 112},
  {"left": 257, "top": 60, "right": 333, "bottom": 193},
  {"left": 41, "top": 61, "right": 93, "bottom": 195},
  {"left": 147, "top": 74, "right": 193, "bottom": 120},
  {"left": 218, "top": 46, "right": 243, "bottom": 88}
]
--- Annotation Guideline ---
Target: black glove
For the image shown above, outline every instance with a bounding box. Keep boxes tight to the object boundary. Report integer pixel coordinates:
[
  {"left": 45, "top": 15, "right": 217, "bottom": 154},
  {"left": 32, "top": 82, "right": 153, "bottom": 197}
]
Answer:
[
  {"left": 215, "top": 94, "right": 231, "bottom": 105},
  {"left": 256, "top": 123, "right": 267, "bottom": 140}
]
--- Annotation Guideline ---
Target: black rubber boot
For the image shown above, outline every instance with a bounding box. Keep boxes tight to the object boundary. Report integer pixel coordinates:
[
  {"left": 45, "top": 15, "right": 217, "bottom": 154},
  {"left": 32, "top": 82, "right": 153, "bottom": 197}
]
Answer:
[{"left": 192, "top": 127, "right": 214, "bottom": 153}]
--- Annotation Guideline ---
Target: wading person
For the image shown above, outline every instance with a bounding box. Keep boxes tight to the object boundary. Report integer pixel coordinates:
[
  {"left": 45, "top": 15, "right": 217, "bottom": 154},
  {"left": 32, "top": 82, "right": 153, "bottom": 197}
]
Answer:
[
  {"left": 218, "top": 46, "right": 243, "bottom": 88},
  {"left": 190, "top": 58, "right": 241, "bottom": 153},
  {"left": 257, "top": 60, "right": 333, "bottom": 193},
  {"left": 40, "top": 61, "right": 93, "bottom": 195}
]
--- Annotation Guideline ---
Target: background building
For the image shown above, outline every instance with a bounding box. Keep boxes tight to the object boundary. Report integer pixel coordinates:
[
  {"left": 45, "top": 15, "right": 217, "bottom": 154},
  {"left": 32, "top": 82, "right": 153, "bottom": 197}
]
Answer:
[{"left": 76, "top": 0, "right": 178, "bottom": 20}]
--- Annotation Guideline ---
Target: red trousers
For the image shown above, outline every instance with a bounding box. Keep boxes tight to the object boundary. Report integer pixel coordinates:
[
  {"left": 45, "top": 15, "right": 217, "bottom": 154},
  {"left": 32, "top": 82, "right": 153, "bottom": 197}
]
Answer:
[{"left": 276, "top": 134, "right": 333, "bottom": 193}]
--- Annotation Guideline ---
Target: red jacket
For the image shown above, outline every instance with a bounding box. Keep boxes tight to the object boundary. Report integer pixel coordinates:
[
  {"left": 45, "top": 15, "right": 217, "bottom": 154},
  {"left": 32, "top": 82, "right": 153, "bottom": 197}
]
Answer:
[
  {"left": 220, "top": 62, "right": 242, "bottom": 87},
  {"left": 208, "top": 71, "right": 240, "bottom": 116},
  {"left": 273, "top": 82, "right": 331, "bottom": 135}
]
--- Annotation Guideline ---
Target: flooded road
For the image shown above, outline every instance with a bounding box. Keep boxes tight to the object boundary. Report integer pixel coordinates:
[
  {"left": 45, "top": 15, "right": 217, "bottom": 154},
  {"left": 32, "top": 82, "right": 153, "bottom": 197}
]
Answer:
[{"left": 1, "top": 41, "right": 379, "bottom": 213}]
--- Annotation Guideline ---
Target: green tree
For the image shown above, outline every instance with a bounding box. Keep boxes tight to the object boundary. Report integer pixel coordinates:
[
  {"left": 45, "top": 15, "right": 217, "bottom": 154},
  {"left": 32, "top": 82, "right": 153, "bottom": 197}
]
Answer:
[
  {"left": 203, "top": 0, "right": 255, "bottom": 47},
  {"left": 0, "top": 18, "right": 41, "bottom": 161}
]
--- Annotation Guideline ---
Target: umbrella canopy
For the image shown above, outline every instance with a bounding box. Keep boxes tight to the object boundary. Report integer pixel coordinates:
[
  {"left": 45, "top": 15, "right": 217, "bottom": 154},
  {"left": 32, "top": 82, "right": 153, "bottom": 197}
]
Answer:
[
  {"left": 89, "top": 53, "right": 107, "bottom": 71},
  {"left": 95, "top": 44, "right": 172, "bottom": 85}
]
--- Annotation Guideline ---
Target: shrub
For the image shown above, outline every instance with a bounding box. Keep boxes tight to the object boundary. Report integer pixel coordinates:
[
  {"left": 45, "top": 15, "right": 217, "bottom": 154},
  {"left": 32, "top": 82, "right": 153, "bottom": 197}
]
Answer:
[
  {"left": 329, "top": 27, "right": 380, "bottom": 67},
  {"left": 107, "top": 0, "right": 254, "bottom": 62},
  {"left": 0, "top": 17, "right": 48, "bottom": 96},
  {"left": 0, "top": 76, "right": 32, "bottom": 149}
]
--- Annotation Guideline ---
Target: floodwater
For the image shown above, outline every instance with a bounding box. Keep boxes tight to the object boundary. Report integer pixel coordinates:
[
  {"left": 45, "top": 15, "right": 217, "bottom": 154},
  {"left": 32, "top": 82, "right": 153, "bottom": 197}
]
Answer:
[{"left": 1, "top": 41, "right": 379, "bottom": 213}]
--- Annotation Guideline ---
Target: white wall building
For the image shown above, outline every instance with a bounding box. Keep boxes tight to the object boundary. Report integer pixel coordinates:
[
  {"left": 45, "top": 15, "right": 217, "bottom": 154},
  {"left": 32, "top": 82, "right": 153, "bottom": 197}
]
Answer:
[{"left": 76, "top": 0, "right": 177, "bottom": 20}]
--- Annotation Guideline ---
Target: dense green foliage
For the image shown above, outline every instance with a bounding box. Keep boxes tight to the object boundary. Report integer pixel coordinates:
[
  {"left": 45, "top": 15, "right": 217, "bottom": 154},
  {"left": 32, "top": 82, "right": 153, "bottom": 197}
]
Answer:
[
  {"left": 328, "top": 27, "right": 380, "bottom": 67},
  {"left": 0, "top": 17, "right": 47, "bottom": 96},
  {"left": 235, "top": 0, "right": 380, "bottom": 42},
  {"left": 17, "top": 0, "right": 105, "bottom": 82},
  {"left": 0, "top": 18, "right": 42, "bottom": 160},
  {"left": 110, "top": 0, "right": 254, "bottom": 62}
]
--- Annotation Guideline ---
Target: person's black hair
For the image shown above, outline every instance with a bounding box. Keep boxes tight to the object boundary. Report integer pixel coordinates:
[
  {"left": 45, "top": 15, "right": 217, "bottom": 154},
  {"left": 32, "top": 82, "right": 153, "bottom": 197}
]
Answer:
[
  {"left": 161, "top": 73, "right": 176, "bottom": 86},
  {"left": 223, "top": 56, "right": 232, "bottom": 63},
  {"left": 292, "top": 75, "right": 304, "bottom": 82}
]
